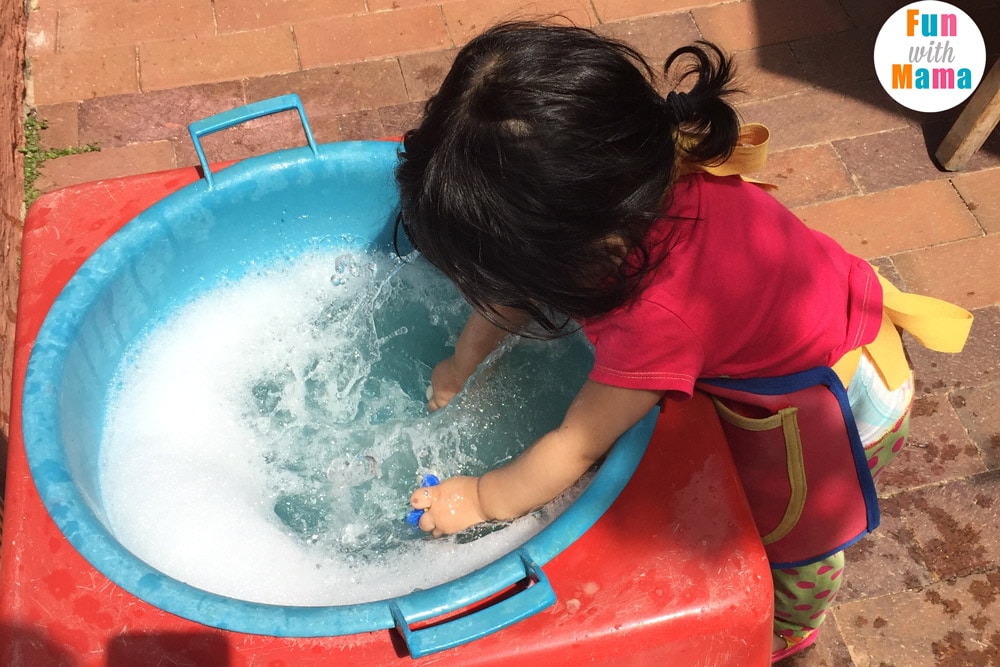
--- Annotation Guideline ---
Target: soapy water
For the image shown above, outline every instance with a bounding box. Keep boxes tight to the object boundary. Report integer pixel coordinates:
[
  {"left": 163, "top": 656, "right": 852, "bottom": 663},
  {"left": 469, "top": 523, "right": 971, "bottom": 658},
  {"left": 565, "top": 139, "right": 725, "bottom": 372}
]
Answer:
[{"left": 99, "top": 248, "right": 594, "bottom": 606}]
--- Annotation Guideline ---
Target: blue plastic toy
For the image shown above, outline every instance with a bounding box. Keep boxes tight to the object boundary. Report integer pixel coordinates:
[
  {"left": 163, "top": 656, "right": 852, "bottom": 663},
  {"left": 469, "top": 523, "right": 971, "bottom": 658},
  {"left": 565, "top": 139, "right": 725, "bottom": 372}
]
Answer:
[{"left": 406, "top": 474, "right": 441, "bottom": 527}]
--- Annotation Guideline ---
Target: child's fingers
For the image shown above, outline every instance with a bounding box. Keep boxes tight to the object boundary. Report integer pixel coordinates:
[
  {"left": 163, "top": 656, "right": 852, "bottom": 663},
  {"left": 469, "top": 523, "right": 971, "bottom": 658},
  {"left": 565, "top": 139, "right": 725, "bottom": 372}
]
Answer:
[
  {"left": 427, "top": 391, "right": 454, "bottom": 412},
  {"left": 410, "top": 486, "right": 434, "bottom": 510},
  {"left": 417, "top": 510, "right": 437, "bottom": 534}
]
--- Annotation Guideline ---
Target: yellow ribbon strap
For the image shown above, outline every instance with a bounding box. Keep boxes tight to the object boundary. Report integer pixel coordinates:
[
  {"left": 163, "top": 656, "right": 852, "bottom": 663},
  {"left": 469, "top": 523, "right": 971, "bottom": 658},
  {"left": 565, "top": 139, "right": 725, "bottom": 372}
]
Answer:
[
  {"left": 677, "top": 123, "right": 775, "bottom": 189},
  {"left": 836, "top": 272, "right": 974, "bottom": 390},
  {"left": 697, "top": 123, "right": 771, "bottom": 176},
  {"left": 879, "top": 274, "right": 974, "bottom": 354}
]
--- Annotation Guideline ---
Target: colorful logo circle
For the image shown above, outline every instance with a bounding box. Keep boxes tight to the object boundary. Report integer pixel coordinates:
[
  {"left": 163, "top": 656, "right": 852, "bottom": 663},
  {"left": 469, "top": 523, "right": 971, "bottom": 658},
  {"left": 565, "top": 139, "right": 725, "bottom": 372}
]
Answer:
[{"left": 874, "top": 1, "right": 986, "bottom": 112}]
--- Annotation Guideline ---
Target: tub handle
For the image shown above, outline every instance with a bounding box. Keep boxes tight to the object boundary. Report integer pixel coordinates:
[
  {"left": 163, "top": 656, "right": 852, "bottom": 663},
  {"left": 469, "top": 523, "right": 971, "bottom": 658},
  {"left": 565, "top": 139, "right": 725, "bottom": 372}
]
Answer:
[
  {"left": 389, "top": 550, "right": 556, "bottom": 658},
  {"left": 187, "top": 93, "right": 319, "bottom": 188}
]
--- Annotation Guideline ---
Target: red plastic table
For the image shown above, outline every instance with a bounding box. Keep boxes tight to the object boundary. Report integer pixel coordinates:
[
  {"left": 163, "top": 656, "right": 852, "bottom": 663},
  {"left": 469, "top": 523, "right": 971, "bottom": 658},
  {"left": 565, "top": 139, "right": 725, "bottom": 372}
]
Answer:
[{"left": 0, "top": 166, "right": 772, "bottom": 666}]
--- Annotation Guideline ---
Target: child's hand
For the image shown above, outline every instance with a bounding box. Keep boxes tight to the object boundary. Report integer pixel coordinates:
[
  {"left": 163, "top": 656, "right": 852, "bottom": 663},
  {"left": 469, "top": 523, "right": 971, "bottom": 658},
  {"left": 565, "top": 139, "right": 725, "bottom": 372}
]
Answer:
[
  {"left": 409, "top": 476, "right": 488, "bottom": 537},
  {"left": 428, "top": 356, "right": 465, "bottom": 411}
]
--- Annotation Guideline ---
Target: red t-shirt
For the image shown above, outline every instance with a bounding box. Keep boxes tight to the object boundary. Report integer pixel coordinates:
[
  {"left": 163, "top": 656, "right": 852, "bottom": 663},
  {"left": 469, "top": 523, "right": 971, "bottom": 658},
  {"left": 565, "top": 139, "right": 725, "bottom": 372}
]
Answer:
[{"left": 583, "top": 173, "right": 883, "bottom": 398}]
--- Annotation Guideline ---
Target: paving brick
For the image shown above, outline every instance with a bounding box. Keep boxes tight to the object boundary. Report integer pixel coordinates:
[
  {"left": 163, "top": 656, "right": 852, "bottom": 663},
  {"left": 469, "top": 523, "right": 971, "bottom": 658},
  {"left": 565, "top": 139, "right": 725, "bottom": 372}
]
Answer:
[
  {"left": 442, "top": 0, "right": 596, "bottom": 46},
  {"left": 78, "top": 82, "right": 245, "bottom": 148},
  {"left": 25, "top": 6, "right": 57, "bottom": 56},
  {"left": 35, "top": 141, "right": 177, "bottom": 192},
  {"left": 591, "top": 0, "right": 718, "bottom": 23},
  {"left": 952, "top": 167, "right": 1000, "bottom": 234},
  {"left": 893, "top": 234, "right": 1000, "bottom": 311},
  {"left": 875, "top": 394, "right": 987, "bottom": 496},
  {"left": 894, "top": 471, "right": 1000, "bottom": 580},
  {"left": 754, "top": 144, "right": 858, "bottom": 209},
  {"left": 836, "top": 569, "right": 1000, "bottom": 667},
  {"left": 838, "top": 497, "right": 934, "bottom": 604},
  {"left": 368, "top": 0, "right": 452, "bottom": 9},
  {"left": 246, "top": 60, "right": 410, "bottom": 122},
  {"left": 833, "top": 125, "right": 957, "bottom": 195},
  {"left": 834, "top": 0, "right": 898, "bottom": 28},
  {"left": 139, "top": 27, "right": 298, "bottom": 92},
  {"left": 597, "top": 13, "right": 701, "bottom": 69},
  {"left": 839, "top": 0, "right": 1000, "bottom": 30},
  {"left": 788, "top": 26, "right": 879, "bottom": 90},
  {"left": 214, "top": 0, "right": 366, "bottom": 33},
  {"left": 869, "top": 255, "right": 905, "bottom": 290},
  {"left": 337, "top": 109, "right": 385, "bottom": 141},
  {"left": 794, "top": 180, "right": 981, "bottom": 259},
  {"left": 58, "top": 0, "right": 216, "bottom": 52},
  {"left": 738, "top": 81, "right": 910, "bottom": 152},
  {"left": 692, "top": 0, "right": 853, "bottom": 53},
  {"left": 398, "top": 49, "right": 458, "bottom": 101},
  {"left": 295, "top": 6, "right": 450, "bottom": 69},
  {"left": 34, "top": 0, "right": 120, "bottom": 8},
  {"left": 905, "top": 306, "right": 1000, "bottom": 399},
  {"left": 378, "top": 100, "right": 425, "bottom": 137},
  {"left": 35, "top": 102, "right": 80, "bottom": 150},
  {"left": 448, "top": 2, "right": 578, "bottom": 42},
  {"left": 729, "top": 44, "right": 809, "bottom": 102},
  {"left": 973, "top": 7, "right": 1000, "bottom": 64},
  {"left": 951, "top": 382, "right": 1000, "bottom": 471},
  {"left": 29, "top": 46, "right": 139, "bottom": 105}
]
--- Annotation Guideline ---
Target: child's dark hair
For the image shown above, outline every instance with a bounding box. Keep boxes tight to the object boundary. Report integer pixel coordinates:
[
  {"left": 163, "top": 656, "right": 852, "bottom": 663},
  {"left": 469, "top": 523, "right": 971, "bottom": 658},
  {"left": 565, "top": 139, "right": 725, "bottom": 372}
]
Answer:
[{"left": 395, "top": 21, "right": 739, "bottom": 335}]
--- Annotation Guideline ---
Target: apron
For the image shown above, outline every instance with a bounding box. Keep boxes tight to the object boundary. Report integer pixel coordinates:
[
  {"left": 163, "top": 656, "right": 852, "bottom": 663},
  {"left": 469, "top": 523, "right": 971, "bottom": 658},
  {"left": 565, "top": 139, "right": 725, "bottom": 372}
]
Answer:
[
  {"left": 695, "top": 275, "right": 971, "bottom": 567},
  {"left": 697, "top": 368, "right": 877, "bottom": 568},
  {"left": 681, "top": 124, "right": 974, "bottom": 567}
]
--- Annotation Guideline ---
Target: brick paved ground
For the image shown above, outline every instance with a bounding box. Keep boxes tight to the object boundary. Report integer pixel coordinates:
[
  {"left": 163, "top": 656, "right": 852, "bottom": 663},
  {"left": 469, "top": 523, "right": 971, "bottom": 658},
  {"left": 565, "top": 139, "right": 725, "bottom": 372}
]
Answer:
[{"left": 19, "top": 0, "right": 1000, "bottom": 665}]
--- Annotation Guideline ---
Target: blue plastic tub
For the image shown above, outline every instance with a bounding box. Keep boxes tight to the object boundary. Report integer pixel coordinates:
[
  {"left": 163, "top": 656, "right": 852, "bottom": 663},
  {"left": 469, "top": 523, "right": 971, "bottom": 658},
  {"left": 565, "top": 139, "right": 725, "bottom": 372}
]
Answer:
[{"left": 20, "top": 95, "right": 657, "bottom": 657}]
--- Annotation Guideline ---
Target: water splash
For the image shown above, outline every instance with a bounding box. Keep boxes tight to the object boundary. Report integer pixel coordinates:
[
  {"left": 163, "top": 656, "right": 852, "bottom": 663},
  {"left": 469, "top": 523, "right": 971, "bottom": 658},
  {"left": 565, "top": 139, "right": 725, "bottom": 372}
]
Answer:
[{"left": 99, "top": 248, "right": 594, "bottom": 605}]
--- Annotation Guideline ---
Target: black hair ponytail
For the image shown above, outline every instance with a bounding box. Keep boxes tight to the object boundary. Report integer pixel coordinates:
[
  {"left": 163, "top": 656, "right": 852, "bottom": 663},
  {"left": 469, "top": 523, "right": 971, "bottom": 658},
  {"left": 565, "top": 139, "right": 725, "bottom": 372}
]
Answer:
[{"left": 662, "top": 41, "right": 740, "bottom": 167}]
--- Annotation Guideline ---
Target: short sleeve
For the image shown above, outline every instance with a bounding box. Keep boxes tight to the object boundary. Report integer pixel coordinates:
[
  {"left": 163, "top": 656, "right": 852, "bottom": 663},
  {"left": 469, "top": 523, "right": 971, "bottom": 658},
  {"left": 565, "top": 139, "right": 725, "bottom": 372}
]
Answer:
[{"left": 583, "top": 300, "right": 706, "bottom": 398}]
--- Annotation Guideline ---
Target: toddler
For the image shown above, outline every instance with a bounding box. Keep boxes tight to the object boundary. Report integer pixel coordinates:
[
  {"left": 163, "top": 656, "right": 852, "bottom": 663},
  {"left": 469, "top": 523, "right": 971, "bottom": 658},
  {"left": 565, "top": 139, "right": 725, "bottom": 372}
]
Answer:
[{"left": 395, "top": 21, "right": 969, "bottom": 662}]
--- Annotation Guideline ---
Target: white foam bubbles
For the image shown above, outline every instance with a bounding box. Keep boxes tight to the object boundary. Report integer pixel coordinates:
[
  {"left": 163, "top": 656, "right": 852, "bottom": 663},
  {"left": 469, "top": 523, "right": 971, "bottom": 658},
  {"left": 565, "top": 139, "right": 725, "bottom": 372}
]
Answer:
[{"left": 99, "top": 249, "right": 593, "bottom": 605}]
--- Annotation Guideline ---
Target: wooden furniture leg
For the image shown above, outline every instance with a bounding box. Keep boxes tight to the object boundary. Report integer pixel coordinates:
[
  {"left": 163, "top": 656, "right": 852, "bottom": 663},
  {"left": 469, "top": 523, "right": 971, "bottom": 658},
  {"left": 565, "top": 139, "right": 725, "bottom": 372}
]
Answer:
[{"left": 935, "top": 57, "right": 1000, "bottom": 172}]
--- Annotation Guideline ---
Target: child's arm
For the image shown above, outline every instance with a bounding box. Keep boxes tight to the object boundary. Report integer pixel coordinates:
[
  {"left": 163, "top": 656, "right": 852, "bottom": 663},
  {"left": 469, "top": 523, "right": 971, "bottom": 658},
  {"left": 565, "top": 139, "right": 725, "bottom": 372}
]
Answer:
[
  {"left": 410, "top": 381, "right": 664, "bottom": 536},
  {"left": 428, "top": 307, "right": 531, "bottom": 411}
]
